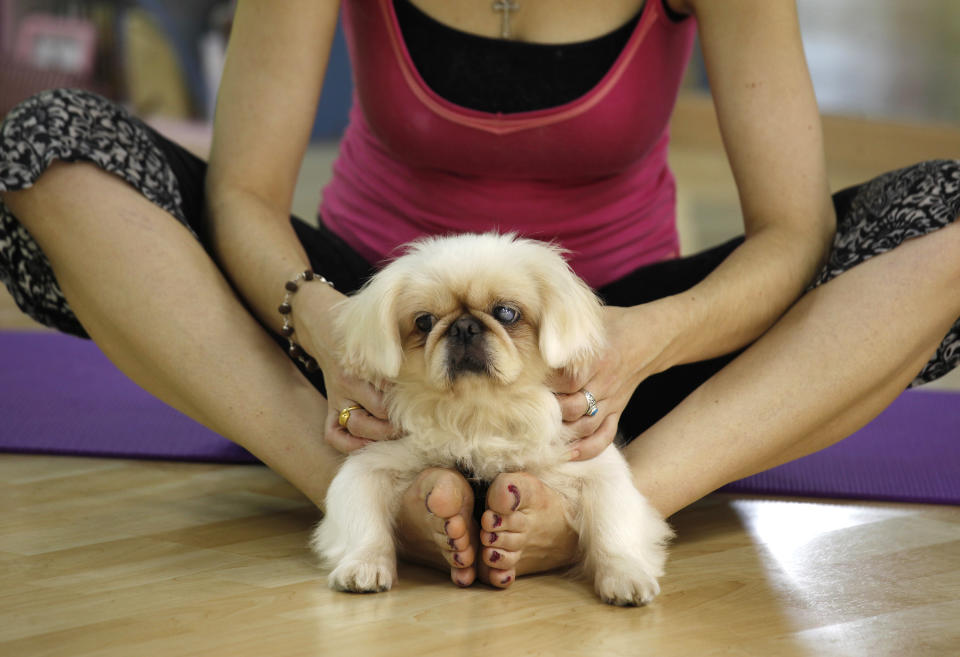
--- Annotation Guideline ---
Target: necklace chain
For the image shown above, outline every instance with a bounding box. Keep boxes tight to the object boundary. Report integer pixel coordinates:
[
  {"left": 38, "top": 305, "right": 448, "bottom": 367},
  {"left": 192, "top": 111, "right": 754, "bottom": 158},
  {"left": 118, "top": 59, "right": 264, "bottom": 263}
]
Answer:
[{"left": 492, "top": 0, "right": 520, "bottom": 39}]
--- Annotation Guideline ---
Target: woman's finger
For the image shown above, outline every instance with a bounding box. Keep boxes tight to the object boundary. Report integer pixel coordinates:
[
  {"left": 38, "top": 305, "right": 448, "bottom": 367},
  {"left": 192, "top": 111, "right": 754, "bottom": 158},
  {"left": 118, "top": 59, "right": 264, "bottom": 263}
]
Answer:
[
  {"left": 352, "top": 382, "right": 390, "bottom": 421},
  {"left": 334, "top": 373, "right": 390, "bottom": 420},
  {"left": 324, "top": 424, "right": 372, "bottom": 454},
  {"left": 567, "top": 413, "right": 619, "bottom": 461},
  {"left": 338, "top": 405, "right": 396, "bottom": 441},
  {"left": 547, "top": 368, "right": 591, "bottom": 395},
  {"left": 563, "top": 405, "right": 606, "bottom": 440},
  {"left": 556, "top": 389, "right": 603, "bottom": 423}
]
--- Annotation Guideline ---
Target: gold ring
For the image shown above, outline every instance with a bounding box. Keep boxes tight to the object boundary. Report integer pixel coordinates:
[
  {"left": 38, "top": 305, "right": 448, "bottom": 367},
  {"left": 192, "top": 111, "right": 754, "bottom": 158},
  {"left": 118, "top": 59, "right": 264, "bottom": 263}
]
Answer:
[{"left": 338, "top": 405, "right": 363, "bottom": 428}]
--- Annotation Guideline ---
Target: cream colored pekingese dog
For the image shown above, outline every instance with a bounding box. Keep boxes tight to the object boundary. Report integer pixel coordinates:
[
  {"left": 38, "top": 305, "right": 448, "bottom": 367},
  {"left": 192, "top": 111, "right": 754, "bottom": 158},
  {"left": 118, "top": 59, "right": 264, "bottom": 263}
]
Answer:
[{"left": 311, "top": 233, "right": 671, "bottom": 605}]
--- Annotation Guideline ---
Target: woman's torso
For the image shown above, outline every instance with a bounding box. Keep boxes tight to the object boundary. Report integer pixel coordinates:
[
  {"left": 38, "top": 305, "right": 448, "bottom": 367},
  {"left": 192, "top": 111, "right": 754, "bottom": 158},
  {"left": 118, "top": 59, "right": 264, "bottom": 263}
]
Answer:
[{"left": 320, "top": 0, "right": 697, "bottom": 288}]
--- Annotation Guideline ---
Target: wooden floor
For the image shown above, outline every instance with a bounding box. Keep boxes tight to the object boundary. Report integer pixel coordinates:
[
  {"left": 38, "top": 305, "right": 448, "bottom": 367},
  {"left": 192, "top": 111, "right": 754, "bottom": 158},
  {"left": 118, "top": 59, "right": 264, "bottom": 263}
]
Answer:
[
  {"left": 2, "top": 93, "right": 960, "bottom": 655},
  {"left": 1, "top": 457, "right": 958, "bottom": 657}
]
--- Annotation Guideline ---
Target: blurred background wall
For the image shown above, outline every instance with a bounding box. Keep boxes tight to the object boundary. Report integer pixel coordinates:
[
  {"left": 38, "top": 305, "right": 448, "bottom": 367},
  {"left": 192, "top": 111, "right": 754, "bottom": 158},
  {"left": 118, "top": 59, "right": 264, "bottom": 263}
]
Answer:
[
  {"left": 0, "top": 0, "right": 353, "bottom": 143},
  {"left": 2, "top": 0, "right": 958, "bottom": 145}
]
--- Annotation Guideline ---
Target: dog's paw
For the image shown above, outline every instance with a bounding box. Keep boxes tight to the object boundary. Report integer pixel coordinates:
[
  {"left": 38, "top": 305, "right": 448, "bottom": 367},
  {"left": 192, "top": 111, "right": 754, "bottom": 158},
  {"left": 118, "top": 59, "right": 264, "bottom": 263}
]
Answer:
[
  {"left": 594, "top": 568, "right": 661, "bottom": 607},
  {"left": 328, "top": 558, "right": 396, "bottom": 593}
]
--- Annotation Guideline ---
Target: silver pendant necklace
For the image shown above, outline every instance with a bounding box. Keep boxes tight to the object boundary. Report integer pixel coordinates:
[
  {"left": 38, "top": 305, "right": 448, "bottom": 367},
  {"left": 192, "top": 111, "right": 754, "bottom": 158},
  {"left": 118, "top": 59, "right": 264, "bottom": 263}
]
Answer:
[{"left": 492, "top": 0, "right": 520, "bottom": 39}]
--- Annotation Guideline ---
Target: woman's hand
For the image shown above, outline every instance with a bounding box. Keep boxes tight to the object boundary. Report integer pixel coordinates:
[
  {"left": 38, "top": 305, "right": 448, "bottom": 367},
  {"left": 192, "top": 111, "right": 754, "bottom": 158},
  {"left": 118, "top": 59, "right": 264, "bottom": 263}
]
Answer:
[
  {"left": 551, "top": 304, "right": 676, "bottom": 461},
  {"left": 294, "top": 283, "right": 400, "bottom": 454},
  {"left": 319, "top": 365, "right": 396, "bottom": 454}
]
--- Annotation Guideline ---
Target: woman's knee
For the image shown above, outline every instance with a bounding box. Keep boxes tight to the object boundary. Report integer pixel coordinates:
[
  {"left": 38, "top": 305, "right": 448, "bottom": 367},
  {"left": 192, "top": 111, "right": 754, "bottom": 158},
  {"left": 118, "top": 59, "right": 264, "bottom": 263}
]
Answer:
[
  {"left": 2, "top": 89, "right": 111, "bottom": 175},
  {"left": 813, "top": 159, "right": 960, "bottom": 288},
  {"left": 884, "top": 159, "right": 959, "bottom": 231},
  {"left": 0, "top": 89, "right": 194, "bottom": 337},
  {"left": 2, "top": 160, "right": 125, "bottom": 234},
  {"left": 876, "top": 159, "right": 960, "bottom": 252},
  {"left": 2, "top": 89, "right": 186, "bottom": 222}
]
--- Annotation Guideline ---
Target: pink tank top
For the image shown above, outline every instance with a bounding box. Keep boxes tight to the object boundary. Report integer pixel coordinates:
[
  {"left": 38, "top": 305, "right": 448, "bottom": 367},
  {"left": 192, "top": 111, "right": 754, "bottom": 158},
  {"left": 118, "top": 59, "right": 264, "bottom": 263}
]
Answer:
[{"left": 321, "top": 0, "right": 697, "bottom": 288}]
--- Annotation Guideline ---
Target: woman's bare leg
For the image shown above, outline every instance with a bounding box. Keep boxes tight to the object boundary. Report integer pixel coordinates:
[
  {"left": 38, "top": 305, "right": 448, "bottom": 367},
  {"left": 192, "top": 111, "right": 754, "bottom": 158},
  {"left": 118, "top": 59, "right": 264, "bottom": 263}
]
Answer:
[
  {"left": 2, "top": 162, "right": 342, "bottom": 506},
  {"left": 624, "top": 219, "right": 960, "bottom": 517}
]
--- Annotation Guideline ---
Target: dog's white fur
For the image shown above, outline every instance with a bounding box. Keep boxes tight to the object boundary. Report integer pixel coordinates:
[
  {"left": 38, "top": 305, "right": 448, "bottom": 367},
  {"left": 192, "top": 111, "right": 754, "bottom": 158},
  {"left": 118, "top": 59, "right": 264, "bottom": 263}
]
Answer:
[{"left": 310, "top": 233, "right": 672, "bottom": 605}]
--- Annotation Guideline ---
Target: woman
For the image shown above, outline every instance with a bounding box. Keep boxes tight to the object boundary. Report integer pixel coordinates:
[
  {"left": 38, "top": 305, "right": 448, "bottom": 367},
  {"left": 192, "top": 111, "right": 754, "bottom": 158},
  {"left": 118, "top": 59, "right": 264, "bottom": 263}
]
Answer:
[{"left": 1, "top": 0, "right": 958, "bottom": 591}]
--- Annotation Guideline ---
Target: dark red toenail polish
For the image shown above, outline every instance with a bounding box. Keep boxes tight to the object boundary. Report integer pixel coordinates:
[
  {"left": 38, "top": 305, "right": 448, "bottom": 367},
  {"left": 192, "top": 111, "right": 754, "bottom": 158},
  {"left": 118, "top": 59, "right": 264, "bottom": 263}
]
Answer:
[
  {"left": 501, "top": 575, "right": 512, "bottom": 585},
  {"left": 493, "top": 514, "right": 502, "bottom": 528},
  {"left": 508, "top": 484, "right": 520, "bottom": 511},
  {"left": 425, "top": 491, "right": 433, "bottom": 513},
  {"left": 444, "top": 519, "right": 450, "bottom": 533},
  {"left": 490, "top": 551, "right": 501, "bottom": 562},
  {"left": 448, "top": 537, "right": 456, "bottom": 549},
  {"left": 489, "top": 532, "right": 498, "bottom": 543},
  {"left": 454, "top": 553, "right": 463, "bottom": 566}
]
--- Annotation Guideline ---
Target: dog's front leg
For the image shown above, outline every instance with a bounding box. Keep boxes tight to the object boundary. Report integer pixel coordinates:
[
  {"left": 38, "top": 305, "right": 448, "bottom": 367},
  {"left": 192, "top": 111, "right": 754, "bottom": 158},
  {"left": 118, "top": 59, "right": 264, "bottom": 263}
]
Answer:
[
  {"left": 310, "top": 443, "right": 416, "bottom": 593},
  {"left": 553, "top": 446, "right": 673, "bottom": 606}
]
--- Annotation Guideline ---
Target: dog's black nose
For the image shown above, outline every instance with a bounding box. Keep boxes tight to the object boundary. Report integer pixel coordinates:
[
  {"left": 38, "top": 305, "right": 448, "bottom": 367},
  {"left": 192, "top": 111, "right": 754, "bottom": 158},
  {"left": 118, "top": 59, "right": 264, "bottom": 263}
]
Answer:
[
  {"left": 448, "top": 315, "right": 484, "bottom": 344},
  {"left": 446, "top": 315, "right": 488, "bottom": 377}
]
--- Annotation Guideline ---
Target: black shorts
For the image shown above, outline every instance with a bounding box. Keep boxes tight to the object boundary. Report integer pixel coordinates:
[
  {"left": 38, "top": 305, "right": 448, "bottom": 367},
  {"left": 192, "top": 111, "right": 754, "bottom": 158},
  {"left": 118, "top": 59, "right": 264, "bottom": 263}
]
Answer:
[{"left": 2, "top": 89, "right": 959, "bottom": 439}]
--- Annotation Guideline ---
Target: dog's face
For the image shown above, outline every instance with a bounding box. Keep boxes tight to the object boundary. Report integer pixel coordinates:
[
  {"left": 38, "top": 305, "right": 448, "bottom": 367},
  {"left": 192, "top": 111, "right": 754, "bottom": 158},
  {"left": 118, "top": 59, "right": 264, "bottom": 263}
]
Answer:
[
  {"left": 335, "top": 234, "right": 605, "bottom": 396},
  {"left": 397, "top": 275, "right": 539, "bottom": 390}
]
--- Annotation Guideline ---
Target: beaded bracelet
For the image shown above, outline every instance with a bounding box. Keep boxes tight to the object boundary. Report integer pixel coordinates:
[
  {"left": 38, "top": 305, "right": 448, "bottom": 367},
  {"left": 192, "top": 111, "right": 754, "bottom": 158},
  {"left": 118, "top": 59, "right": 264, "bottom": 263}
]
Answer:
[{"left": 278, "top": 269, "right": 334, "bottom": 373}]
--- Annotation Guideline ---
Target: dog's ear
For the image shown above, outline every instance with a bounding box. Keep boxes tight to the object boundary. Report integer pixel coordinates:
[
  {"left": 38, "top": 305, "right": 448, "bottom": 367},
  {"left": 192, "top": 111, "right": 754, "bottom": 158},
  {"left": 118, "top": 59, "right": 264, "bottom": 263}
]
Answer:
[
  {"left": 536, "top": 255, "right": 606, "bottom": 375},
  {"left": 334, "top": 269, "right": 404, "bottom": 382}
]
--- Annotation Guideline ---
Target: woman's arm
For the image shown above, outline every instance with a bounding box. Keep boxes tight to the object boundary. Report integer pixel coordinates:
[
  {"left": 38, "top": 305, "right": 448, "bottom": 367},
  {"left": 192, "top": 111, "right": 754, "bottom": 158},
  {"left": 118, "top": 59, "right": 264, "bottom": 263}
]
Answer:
[
  {"left": 651, "top": 0, "right": 836, "bottom": 369},
  {"left": 561, "top": 0, "right": 836, "bottom": 456},
  {"left": 205, "top": 1, "right": 393, "bottom": 450},
  {"left": 206, "top": 0, "right": 341, "bottom": 337}
]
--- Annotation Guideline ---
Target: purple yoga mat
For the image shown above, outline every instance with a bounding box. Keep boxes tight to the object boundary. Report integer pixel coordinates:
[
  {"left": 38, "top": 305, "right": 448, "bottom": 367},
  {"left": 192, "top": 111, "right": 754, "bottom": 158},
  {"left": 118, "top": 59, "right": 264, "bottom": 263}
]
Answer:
[
  {"left": 2, "top": 332, "right": 256, "bottom": 463},
  {"left": 1, "top": 332, "right": 958, "bottom": 504}
]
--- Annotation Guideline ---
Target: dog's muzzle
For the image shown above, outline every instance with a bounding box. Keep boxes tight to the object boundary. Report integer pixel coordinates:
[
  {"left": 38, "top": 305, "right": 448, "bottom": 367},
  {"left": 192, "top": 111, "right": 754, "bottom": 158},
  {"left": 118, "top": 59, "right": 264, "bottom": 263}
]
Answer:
[{"left": 446, "top": 314, "right": 489, "bottom": 377}]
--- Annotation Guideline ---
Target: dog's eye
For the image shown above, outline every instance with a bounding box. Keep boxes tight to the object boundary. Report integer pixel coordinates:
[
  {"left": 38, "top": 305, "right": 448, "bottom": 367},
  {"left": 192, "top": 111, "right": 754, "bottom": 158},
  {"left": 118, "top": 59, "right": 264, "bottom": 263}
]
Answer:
[
  {"left": 414, "top": 313, "right": 436, "bottom": 333},
  {"left": 492, "top": 305, "right": 520, "bottom": 325}
]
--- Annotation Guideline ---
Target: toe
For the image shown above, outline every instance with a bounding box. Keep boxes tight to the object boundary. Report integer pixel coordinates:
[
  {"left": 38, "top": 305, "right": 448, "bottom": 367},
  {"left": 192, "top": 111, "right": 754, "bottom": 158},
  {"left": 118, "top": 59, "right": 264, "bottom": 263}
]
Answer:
[
  {"left": 476, "top": 553, "right": 516, "bottom": 589},
  {"left": 481, "top": 508, "right": 527, "bottom": 534},
  {"left": 439, "top": 514, "right": 470, "bottom": 546},
  {"left": 423, "top": 470, "right": 467, "bottom": 519},
  {"left": 487, "top": 477, "right": 526, "bottom": 516},
  {"left": 485, "top": 472, "right": 548, "bottom": 530},
  {"left": 488, "top": 568, "right": 516, "bottom": 589},
  {"left": 451, "top": 566, "right": 476, "bottom": 588},
  {"left": 482, "top": 546, "right": 520, "bottom": 570},
  {"left": 443, "top": 541, "right": 476, "bottom": 569},
  {"left": 480, "top": 529, "right": 523, "bottom": 551}
]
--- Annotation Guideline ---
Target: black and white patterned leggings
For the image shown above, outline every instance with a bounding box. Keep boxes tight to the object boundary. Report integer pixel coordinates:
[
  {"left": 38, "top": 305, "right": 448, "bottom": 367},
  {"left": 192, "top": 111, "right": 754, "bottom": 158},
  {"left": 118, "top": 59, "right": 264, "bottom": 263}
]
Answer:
[{"left": 1, "top": 89, "right": 959, "bottom": 429}]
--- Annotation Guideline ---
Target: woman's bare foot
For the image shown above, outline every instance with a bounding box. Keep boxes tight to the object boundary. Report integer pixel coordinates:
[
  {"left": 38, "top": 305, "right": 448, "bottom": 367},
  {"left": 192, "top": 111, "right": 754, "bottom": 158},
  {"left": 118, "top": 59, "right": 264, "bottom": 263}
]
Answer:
[
  {"left": 395, "top": 468, "right": 480, "bottom": 587},
  {"left": 477, "top": 472, "right": 580, "bottom": 588}
]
